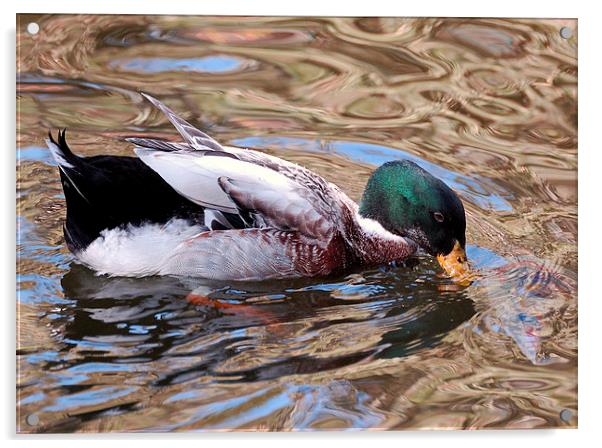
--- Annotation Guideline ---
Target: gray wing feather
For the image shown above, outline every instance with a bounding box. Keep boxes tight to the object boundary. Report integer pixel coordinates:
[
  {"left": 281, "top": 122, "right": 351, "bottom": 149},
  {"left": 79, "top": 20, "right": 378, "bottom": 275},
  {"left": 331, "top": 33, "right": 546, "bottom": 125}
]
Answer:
[
  {"left": 125, "top": 138, "right": 192, "bottom": 152},
  {"left": 140, "top": 92, "right": 223, "bottom": 151}
]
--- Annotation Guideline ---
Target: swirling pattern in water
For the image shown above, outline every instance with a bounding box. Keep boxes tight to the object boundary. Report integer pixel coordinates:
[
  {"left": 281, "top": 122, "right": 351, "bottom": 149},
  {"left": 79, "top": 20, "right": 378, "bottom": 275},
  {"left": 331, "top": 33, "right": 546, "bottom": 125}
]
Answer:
[{"left": 17, "top": 15, "right": 576, "bottom": 431}]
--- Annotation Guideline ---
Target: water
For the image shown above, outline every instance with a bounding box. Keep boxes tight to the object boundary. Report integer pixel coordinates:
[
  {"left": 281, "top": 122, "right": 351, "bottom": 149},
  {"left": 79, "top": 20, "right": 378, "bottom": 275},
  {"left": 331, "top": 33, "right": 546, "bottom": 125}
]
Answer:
[{"left": 16, "top": 15, "right": 577, "bottom": 431}]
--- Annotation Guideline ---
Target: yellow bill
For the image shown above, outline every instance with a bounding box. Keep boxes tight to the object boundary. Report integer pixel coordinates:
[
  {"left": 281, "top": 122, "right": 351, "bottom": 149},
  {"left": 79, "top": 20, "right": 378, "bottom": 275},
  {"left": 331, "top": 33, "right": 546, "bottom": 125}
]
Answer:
[{"left": 436, "top": 240, "right": 472, "bottom": 284}]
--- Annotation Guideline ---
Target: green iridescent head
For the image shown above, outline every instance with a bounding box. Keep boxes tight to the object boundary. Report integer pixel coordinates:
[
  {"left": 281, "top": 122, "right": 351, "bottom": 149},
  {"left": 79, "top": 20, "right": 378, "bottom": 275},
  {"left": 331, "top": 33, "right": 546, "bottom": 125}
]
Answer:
[{"left": 359, "top": 160, "right": 466, "bottom": 257}]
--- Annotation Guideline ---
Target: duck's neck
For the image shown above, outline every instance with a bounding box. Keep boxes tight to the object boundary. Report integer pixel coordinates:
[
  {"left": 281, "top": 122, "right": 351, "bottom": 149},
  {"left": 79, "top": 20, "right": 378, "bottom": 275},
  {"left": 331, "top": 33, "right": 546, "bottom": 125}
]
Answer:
[{"left": 347, "top": 212, "right": 418, "bottom": 265}]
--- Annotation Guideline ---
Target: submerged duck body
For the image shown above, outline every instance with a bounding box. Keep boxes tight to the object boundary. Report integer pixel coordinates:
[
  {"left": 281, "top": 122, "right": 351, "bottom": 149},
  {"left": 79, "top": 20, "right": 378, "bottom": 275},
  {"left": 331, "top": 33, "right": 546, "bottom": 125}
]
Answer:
[{"left": 47, "top": 94, "right": 468, "bottom": 281}]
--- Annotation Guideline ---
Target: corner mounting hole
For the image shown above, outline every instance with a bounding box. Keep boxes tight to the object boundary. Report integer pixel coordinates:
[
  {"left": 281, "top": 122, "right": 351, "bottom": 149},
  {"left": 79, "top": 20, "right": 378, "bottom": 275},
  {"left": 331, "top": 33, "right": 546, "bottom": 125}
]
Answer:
[
  {"left": 27, "top": 22, "right": 39, "bottom": 35},
  {"left": 26, "top": 414, "right": 39, "bottom": 426},
  {"left": 560, "top": 409, "right": 573, "bottom": 423},
  {"left": 560, "top": 26, "right": 572, "bottom": 39}
]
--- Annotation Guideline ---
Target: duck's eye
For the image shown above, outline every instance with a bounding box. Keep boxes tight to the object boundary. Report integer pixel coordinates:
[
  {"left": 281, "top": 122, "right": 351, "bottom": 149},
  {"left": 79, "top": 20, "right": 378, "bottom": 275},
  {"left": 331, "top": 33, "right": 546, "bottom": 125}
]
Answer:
[{"left": 433, "top": 212, "right": 445, "bottom": 223}]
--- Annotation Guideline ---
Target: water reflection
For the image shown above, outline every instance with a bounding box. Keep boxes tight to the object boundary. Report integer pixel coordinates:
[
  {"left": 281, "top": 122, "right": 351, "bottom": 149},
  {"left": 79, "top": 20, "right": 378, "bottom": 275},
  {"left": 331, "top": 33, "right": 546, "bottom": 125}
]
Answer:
[
  {"left": 56, "top": 263, "right": 474, "bottom": 383},
  {"left": 17, "top": 15, "right": 577, "bottom": 431},
  {"left": 110, "top": 55, "right": 251, "bottom": 74}
]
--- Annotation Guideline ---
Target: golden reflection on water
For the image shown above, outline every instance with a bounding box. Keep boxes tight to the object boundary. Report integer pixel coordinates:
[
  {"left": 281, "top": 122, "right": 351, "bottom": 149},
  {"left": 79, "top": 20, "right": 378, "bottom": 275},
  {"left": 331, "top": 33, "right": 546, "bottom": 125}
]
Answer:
[{"left": 16, "top": 15, "right": 577, "bottom": 432}]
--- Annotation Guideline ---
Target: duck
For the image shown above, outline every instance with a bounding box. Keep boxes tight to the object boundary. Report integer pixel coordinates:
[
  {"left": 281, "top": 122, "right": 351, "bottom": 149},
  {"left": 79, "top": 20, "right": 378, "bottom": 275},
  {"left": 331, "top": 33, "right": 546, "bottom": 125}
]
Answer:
[{"left": 46, "top": 93, "right": 469, "bottom": 281}]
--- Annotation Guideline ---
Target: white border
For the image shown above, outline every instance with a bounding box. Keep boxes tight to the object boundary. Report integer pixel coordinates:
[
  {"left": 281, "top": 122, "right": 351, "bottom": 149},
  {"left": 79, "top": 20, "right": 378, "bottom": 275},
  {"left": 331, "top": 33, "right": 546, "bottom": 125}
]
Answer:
[
  {"left": 8, "top": 0, "right": 582, "bottom": 17},
  {"left": 3, "top": 0, "right": 599, "bottom": 446}
]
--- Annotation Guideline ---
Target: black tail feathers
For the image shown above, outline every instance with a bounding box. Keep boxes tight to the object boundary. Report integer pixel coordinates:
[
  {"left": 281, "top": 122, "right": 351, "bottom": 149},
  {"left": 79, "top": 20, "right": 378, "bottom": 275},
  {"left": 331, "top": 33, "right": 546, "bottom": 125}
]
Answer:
[{"left": 47, "top": 129, "right": 79, "bottom": 170}]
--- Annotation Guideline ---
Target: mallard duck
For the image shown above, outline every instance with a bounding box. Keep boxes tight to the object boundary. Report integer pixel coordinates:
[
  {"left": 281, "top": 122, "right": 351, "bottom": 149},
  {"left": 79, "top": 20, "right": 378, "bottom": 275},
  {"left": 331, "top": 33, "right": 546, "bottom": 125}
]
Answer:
[{"left": 46, "top": 93, "right": 469, "bottom": 281}]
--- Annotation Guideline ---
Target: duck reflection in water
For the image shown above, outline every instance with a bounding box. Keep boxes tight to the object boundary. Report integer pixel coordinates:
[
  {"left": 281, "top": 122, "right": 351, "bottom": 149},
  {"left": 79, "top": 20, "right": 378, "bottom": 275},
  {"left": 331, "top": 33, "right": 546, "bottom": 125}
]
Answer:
[{"left": 58, "top": 263, "right": 475, "bottom": 384}]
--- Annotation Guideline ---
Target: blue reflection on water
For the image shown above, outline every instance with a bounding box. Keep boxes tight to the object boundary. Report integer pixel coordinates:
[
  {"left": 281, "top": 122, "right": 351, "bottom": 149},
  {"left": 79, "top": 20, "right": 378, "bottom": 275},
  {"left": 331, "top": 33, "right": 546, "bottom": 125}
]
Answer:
[
  {"left": 42, "top": 386, "right": 137, "bottom": 412},
  {"left": 26, "top": 351, "right": 61, "bottom": 364},
  {"left": 181, "top": 388, "right": 291, "bottom": 430},
  {"left": 164, "top": 389, "right": 203, "bottom": 404},
  {"left": 20, "top": 392, "right": 46, "bottom": 405},
  {"left": 17, "top": 274, "right": 69, "bottom": 306},
  {"left": 466, "top": 244, "right": 508, "bottom": 270},
  {"left": 213, "top": 391, "right": 291, "bottom": 429},
  {"left": 19, "top": 146, "right": 57, "bottom": 166},
  {"left": 111, "top": 55, "right": 244, "bottom": 74},
  {"left": 17, "top": 74, "right": 66, "bottom": 84},
  {"left": 17, "top": 217, "right": 71, "bottom": 305},
  {"left": 231, "top": 136, "right": 514, "bottom": 212},
  {"left": 67, "top": 363, "right": 132, "bottom": 373}
]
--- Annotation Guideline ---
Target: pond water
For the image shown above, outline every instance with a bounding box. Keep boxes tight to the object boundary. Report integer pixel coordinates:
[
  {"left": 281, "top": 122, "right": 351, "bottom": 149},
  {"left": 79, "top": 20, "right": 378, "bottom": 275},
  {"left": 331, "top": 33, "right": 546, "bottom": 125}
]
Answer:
[{"left": 16, "top": 15, "right": 577, "bottom": 432}]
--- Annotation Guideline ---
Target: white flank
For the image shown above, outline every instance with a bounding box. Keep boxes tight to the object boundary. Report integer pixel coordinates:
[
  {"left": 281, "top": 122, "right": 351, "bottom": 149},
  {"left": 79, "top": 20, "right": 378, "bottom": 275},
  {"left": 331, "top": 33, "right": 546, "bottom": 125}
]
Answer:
[
  {"left": 77, "top": 219, "right": 205, "bottom": 277},
  {"left": 45, "top": 138, "right": 75, "bottom": 169}
]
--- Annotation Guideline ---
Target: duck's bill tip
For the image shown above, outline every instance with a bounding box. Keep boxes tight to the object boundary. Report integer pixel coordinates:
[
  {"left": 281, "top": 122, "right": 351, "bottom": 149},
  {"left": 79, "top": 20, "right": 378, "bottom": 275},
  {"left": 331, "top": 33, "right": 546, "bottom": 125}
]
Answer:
[{"left": 436, "top": 241, "right": 473, "bottom": 285}]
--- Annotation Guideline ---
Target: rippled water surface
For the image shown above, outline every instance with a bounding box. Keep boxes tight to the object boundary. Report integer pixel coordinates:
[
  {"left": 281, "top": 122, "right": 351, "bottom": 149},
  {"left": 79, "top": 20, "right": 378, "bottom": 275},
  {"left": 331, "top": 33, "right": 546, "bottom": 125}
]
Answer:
[{"left": 16, "top": 15, "right": 577, "bottom": 432}]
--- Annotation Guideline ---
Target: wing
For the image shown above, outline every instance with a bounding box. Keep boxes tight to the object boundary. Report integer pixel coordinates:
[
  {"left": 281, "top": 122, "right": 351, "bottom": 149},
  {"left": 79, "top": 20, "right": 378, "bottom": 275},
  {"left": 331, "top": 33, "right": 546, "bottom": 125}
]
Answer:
[
  {"left": 135, "top": 148, "right": 337, "bottom": 240},
  {"left": 130, "top": 93, "right": 355, "bottom": 242}
]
